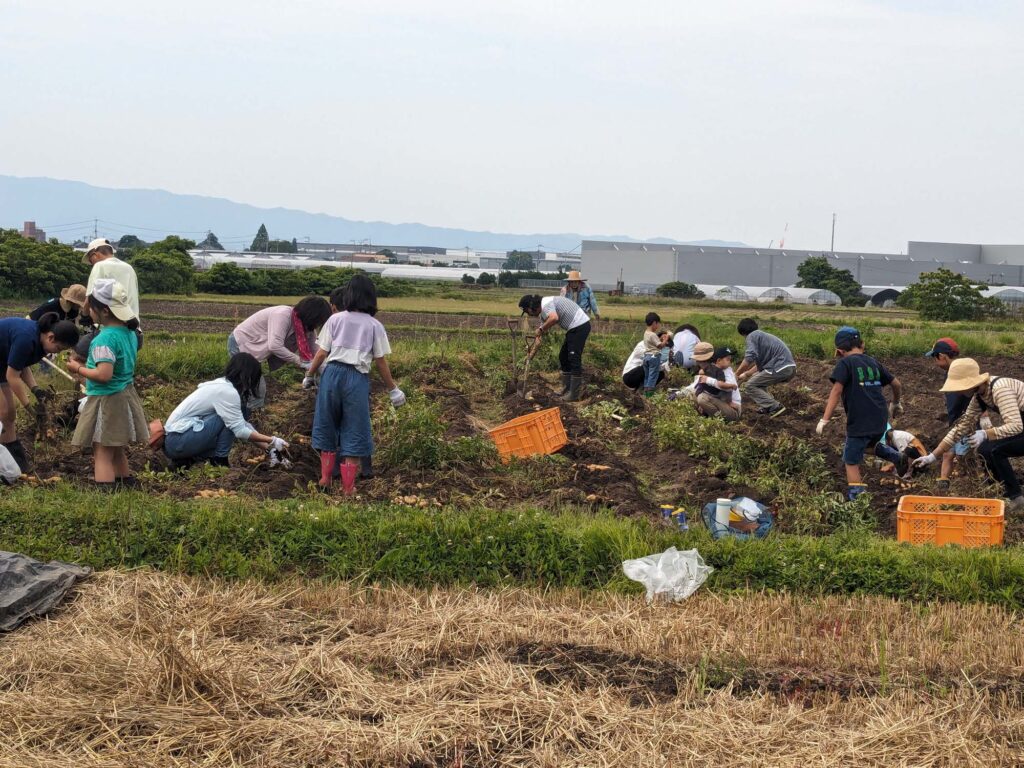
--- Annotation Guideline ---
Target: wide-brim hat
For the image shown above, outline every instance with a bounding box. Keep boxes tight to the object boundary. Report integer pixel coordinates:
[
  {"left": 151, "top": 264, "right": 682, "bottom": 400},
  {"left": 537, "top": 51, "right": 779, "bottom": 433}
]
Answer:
[
  {"left": 565, "top": 270, "right": 586, "bottom": 282},
  {"left": 89, "top": 278, "right": 136, "bottom": 323},
  {"left": 60, "top": 284, "right": 87, "bottom": 307},
  {"left": 939, "top": 357, "right": 989, "bottom": 392},
  {"left": 692, "top": 341, "right": 715, "bottom": 362}
]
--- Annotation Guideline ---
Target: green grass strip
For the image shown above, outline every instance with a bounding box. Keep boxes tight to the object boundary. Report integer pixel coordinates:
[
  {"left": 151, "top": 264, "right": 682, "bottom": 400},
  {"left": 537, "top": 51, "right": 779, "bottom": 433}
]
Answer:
[{"left": 2, "top": 487, "right": 1022, "bottom": 608}]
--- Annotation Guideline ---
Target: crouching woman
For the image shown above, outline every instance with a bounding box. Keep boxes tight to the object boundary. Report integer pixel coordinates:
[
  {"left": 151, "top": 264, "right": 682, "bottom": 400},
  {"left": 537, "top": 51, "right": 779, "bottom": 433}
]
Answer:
[{"left": 163, "top": 353, "right": 288, "bottom": 469}]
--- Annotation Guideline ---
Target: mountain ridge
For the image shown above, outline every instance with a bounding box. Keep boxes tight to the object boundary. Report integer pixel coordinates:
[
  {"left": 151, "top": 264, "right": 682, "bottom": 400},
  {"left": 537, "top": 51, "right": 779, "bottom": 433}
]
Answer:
[{"left": 0, "top": 175, "right": 746, "bottom": 252}]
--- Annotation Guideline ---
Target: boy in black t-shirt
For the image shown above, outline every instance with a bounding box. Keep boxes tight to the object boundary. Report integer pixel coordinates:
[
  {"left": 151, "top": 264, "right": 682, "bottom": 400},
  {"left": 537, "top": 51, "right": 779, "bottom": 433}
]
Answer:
[{"left": 816, "top": 326, "right": 903, "bottom": 501}]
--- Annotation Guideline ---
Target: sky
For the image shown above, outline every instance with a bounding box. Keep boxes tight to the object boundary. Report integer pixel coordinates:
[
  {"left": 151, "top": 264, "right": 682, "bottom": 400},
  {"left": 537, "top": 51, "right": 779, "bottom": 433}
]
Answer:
[{"left": 2, "top": 0, "right": 1022, "bottom": 252}]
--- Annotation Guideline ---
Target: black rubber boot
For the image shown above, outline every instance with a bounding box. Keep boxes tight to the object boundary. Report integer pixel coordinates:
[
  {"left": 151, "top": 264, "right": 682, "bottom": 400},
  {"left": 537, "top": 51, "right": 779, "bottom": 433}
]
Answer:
[
  {"left": 558, "top": 372, "right": 571, "bottom": 396},
  {"left": 2, "top": 440, "right": 29, "bottom": 473},
  {"left": 359, "top": 455, "right": 374, "bottom": 479},
  {"left": 208, "top": 456, "right": 230, "bottom": 467},
  {"left": 563, "top": 375, "right": 583, "bottom": 402}
]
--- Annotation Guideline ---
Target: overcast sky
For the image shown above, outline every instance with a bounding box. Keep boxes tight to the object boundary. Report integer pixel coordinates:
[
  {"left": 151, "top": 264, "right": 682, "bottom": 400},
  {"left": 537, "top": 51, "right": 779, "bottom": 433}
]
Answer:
[{"left": 3, "top": 0, "right": 1022, "bottom": 252}]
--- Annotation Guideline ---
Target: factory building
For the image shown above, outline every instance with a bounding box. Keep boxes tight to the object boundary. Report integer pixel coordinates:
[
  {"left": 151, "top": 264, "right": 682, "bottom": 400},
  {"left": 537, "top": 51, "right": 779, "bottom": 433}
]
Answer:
[{"left": 581, "top": 240, "right": 1024, "bottom": 293}]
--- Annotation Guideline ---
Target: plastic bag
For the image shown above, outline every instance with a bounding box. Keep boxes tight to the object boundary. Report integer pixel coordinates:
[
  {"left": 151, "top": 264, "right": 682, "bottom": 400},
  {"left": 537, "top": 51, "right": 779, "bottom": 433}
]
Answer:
[
  {"left": 0, "top": 424, "right": 20, "bottom": 484},
  {"left": 622, "top": 546, "right": 713, "bottom": 603}
]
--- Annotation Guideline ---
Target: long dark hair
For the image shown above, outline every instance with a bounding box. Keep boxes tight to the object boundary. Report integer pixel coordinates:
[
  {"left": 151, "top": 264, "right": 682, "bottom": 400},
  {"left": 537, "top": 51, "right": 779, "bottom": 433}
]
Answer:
[
  {"left": 518, "top": 294, "right": 542, "bottom": 314},
  {"left": 87, "top": 295, "right": 140, "bottom": 331},
  {"left": 343, "top": 274, "right": 379, "bottom": 316},
  {"left": 224, "top": 352, "right": 262, "bottom": 402},
  {"left": 293, "top": 296, "right": 331, "bottom": 331},
  {"left": 37, "top": 312, "right": 80, "bottom": 347}
]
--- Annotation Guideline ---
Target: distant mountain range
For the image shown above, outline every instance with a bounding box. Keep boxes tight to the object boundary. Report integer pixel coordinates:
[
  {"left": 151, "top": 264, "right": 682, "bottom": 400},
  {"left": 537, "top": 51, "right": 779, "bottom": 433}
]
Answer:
[{"left": 0, "top": 175, "right": 745, "bottom": 252}]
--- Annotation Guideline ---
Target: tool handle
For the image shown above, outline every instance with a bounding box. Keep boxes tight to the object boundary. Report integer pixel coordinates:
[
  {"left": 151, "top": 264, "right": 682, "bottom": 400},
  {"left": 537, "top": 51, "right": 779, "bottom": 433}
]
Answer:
[{"left": 39, "top": 356, "right": 77, "bottom": 383}]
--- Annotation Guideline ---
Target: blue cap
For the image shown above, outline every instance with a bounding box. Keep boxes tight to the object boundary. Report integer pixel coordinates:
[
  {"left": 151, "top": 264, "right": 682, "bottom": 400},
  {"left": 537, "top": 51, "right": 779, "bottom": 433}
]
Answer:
[{"left": 834, "top": 326, "right": 861, "bottom": 347}]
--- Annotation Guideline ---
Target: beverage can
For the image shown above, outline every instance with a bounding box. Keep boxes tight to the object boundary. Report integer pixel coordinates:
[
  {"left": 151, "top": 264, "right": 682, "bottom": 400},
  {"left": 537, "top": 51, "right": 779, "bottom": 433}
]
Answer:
[
  {"left": 673, "top": 507, "right": 689, "bottom": 531},
  {"left": 660, "top": 504, "right": 674, "bottom": 519}
]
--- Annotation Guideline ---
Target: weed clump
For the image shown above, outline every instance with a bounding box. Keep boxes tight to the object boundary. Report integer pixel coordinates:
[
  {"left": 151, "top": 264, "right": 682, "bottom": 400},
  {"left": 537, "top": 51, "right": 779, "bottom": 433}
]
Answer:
[{"left": 374, "top": 394, "right": 497, "bottom": 471}]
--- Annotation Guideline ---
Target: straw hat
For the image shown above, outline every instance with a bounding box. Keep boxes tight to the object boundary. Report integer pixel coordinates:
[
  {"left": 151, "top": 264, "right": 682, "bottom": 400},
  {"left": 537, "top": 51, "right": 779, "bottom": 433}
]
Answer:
[
  {"left": 60, "top": 284, "right": 87, "bottom": 307},
  {"left": 565, "top": 270, "right": 586, "bottom": 282},
  {"left": 692, "top": 341, "right": 714, "bottom": 362},
  {"left": 939, "top": 357, "right": 989, "bottom": 393}
]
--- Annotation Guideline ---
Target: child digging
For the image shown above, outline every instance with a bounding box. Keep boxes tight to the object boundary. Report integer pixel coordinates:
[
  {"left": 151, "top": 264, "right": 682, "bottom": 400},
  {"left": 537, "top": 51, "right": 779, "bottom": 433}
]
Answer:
[
  {"left": 816, "top": 326, "right": 903, "bottom": 501},
  {"left": 305, "top": 275, "right": 406, "bottom": 492},
  {"left": 67, "top": 279, "right": 149, "bottom": 491},
  {"left": 641, "top": 312, "right": 671, "bottom": 396}
]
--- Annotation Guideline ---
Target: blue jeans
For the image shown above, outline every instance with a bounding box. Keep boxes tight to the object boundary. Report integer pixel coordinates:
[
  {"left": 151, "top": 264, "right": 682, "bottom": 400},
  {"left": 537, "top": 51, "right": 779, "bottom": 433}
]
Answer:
[
  {"left": 164, "top": 413, "right": 236, "bottom": 460},
  {"left": 312, "top": 362, "right": 373, "bottom": 458},
  {"left": 642, "top": 354, "right": 661, "bottom": 389}
]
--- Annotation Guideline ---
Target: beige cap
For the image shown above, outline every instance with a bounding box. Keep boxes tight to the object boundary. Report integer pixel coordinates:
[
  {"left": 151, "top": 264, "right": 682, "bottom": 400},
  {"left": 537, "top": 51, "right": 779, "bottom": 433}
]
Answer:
[
  {"left": 939, "top": 358, "right": 989, "bottom": 393},
  {"left": 692, "top": 341, "right": 715, "bottom": 362},
  {"left": 89, "top": 278, "right": 135, "bottom": 323},
  {"left": 83, "top": 237, "right": 116, "bottom": 264}
]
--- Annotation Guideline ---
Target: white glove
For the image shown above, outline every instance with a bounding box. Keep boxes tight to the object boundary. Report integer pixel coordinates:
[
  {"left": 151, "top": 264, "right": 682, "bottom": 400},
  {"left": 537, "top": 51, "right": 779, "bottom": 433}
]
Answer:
[
  {"left": 967, "top": 429, "right": 987, "bottom": 449},
  {"left": 816, "top": 418, "right": 829, "bottom": 435},
  {"left": 389, "top": 387, "right": 407, "bottom": 407},
  {"left": 298, "top": 360, "right": 311, "bottom": 370},
  {"left": 268, "top": 436, "right": 289, "bottom": 452},
  {"left": 302, "top": 376, "right": 316, "bottom": 389},
  {"left": 888, "top": 402, "right": 904, "bottom": 418},
  {"left": 979, "top": 415, "right": 993, "bottom": 430},
  {"left": 913, "top": 453, "right": 938, "bottom": 468}
]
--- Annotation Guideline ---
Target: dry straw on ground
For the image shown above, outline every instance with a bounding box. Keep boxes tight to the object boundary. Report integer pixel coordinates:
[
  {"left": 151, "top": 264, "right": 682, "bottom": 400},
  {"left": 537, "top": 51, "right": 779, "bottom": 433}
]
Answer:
[{"left": 1, "top": 571, "right": 1023, "bottom": 767}]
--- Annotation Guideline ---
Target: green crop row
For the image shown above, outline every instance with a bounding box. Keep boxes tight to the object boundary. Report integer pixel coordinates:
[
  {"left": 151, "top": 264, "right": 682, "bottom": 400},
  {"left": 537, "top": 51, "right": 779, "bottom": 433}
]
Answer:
[{"left": 1, "top": 487, "right": 1022, "bottom": 608}]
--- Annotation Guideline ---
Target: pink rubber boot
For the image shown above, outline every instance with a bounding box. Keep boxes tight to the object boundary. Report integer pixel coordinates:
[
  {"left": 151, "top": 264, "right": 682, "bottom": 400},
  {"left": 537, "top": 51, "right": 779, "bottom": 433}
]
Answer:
[
  {"left": 339, "top": 462, "right": 357, "bottom": 495},
  {"left": 319, "top": 451, "right": 337, "bottom": 489}
]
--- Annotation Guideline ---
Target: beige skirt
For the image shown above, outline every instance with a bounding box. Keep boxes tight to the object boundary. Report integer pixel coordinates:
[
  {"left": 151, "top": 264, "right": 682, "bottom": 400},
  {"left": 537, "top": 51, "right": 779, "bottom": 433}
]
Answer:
[{"left": 72, "top": 386, "right": 150, "bottom": 448}]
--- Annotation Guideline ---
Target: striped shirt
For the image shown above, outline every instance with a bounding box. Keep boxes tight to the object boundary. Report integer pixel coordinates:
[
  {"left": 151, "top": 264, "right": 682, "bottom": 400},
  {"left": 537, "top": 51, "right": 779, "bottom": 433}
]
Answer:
[
  {"left": 540, "top": 296, "right": 590, "bottom": 331},
  {"left": 939, "top": 376, "right": 1024, "bottom": 452}
]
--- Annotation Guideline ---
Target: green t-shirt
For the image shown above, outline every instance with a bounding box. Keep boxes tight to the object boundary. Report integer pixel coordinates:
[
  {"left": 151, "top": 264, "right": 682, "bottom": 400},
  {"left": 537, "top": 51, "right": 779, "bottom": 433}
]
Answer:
[{"left": 84, "top": 325, "right": 137, "bottom": 396}]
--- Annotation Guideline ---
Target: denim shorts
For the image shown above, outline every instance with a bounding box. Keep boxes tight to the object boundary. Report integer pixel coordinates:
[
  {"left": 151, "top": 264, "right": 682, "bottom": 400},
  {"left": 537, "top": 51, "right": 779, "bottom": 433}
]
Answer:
[{"left": 843, "top": 434, "right": 884, "bottom": 465}]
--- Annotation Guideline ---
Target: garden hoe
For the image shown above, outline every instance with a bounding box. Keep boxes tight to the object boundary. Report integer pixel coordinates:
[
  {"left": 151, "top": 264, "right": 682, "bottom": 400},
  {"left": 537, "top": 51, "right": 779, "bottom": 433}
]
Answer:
[
  {"left": 506, "top": 318, "right": 523, "bottom": 390},
  {"left": 520, "top": 336, "right": 541, "bottom": 399}
]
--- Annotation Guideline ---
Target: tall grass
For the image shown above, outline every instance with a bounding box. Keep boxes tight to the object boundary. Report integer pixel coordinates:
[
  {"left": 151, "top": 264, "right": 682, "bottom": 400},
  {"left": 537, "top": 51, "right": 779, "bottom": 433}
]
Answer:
[{"left": 1, "top": 486, "right": 1023, "bottom": 607}]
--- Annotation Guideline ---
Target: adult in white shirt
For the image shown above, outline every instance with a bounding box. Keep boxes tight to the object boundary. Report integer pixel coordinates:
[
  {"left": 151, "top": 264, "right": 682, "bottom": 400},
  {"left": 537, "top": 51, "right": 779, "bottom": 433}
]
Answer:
[
  {"left": 518, "top": 294, "right": 591, "bottom": 401},
  {"left": 671, "top": 324, "right": 701, "bottom": 371},
  {"left": 81, "top": 237, "right": 143, "bottom": 354},
  {"left": 622, "top": 340, "right": 667, "bottom": 390},
  {"left": 163, "top": 353, "right": 287, "bottom": 468}
]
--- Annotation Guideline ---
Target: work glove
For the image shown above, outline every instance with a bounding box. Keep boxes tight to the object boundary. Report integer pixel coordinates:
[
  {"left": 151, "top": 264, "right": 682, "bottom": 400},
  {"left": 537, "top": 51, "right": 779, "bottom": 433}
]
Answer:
[
  {"left": 888, "top": 402, "right": 904, "bottom": 418},
  {"left": 301, "top": 376, "right": 316, "bottom": 390},
  {"left": 979, "top": 415, "right": 993, "bottom": 430},
  {"left": 31, "top": 386, "right": 52, "bottom": 403},
  {"left": 815, "top": 418, "right": 829, "bottom": 435},
  {"left": 912, "top": 453, "right": 938, "bottom": 468},
  {"left": 389, "top": 387, "right": 407, "bottom": 408},
  {"left": 268, "top": 436, "right": 289, "bottom": 453},
  {"left": 967, "top": 429, "right": 988, "bottom": 449},
  {"left": 298, "top": 360, "right": 311, "bottom": 371}
]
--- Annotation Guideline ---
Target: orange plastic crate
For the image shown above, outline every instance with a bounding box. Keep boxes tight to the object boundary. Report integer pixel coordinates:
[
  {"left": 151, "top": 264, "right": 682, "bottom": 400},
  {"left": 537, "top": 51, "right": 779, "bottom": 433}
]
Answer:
[
  {"left": 896, "top": 495, "right": 1004, "bottom": 548},
  {"left": 489, "top": 407, "right": 568, "bottom": 461}
]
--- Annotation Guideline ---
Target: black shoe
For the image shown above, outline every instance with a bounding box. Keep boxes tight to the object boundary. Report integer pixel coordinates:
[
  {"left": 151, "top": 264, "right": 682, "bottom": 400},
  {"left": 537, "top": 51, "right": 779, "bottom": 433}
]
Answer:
[
  {"left": 767, "top": 405, "right": 787, "bottom": 419},
  {"left": 359, "top": 455, "right": 375, "bottom": 479},
  {"left": 115, "top": 476, "right": 138, "bottom": 490},
  {"left": 167, "top": 457, "right": 195, "bottom": 472},
  {"left": 207, "top": 456, "right": 230, "bottom": 468}
]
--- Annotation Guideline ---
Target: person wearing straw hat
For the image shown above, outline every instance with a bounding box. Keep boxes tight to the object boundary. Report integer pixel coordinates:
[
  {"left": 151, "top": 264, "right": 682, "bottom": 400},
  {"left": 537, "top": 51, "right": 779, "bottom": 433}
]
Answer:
[
  {"left": 559, "top": 270, "right": 600, "bottom": 321},
  {"left": 28, "top": 284, "right": 89, "bottom": 325},
  {"left": 692, "top": 344, "right": 742, "bottom": 422},
  {"left": 914, "top": 358, "right": 1024, "bottom": 511}
]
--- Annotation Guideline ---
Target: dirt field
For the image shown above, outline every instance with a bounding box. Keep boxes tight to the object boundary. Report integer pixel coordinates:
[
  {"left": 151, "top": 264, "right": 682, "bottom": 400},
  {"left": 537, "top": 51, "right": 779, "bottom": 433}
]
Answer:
[{"left": 1, "top": 570, "right": 1021, "bottom": 767}]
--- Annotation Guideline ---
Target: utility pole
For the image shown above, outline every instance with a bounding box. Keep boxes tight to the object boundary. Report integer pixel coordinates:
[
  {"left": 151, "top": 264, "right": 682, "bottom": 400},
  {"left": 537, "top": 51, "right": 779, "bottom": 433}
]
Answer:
[
  {"left": 93, "top": 219, "right": 98, "bottom": 239},
  {"left": 830, "top": 213, "right": 836, "bottom": 255}
]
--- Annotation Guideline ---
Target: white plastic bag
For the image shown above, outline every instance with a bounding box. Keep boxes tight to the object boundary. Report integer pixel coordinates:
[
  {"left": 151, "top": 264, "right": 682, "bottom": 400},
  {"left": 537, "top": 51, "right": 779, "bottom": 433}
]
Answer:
[
  {"left": 622, "top": 546, "right": 713, "bottom": 603},
  {"left": 0, "top": 423, "right": 20, "bottom": 484}
]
